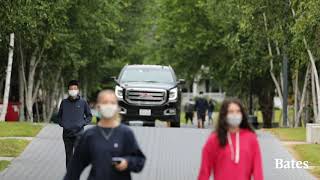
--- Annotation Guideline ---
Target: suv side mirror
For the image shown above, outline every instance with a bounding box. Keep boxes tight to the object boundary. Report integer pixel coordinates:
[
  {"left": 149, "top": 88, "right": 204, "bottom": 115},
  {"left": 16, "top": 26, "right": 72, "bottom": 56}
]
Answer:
[
  {"left": 110, "top": 76, "right": 118, "bottom": 83},
  {"left": 178, "top": 79, "right": 186, "bottom": 85}
]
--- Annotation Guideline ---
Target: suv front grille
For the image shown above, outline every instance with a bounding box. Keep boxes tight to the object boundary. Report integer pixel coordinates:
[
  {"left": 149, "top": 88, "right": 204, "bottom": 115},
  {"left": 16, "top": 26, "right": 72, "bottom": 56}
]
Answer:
[{"left": 125, "top": 88, "right": 167, "bottom": 105}]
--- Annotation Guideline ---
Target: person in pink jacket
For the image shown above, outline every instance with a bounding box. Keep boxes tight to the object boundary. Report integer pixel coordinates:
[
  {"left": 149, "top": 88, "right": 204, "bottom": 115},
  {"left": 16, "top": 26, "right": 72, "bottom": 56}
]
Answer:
[{"left": 198, "top": 98, "right": 263, "bottom": 180}]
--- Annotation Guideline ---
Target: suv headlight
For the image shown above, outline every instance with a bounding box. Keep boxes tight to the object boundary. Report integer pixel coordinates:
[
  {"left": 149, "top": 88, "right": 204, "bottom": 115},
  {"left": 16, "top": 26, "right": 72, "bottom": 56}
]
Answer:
[
  {"left": 115, "top": 85, "right": 123, "bottom": 99},
  {"left": 169, "top": 87, "right": 178, "bottom": 101}
]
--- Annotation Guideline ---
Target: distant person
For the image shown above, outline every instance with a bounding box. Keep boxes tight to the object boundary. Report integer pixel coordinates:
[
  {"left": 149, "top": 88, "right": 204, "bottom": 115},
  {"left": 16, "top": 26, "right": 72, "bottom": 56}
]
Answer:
[
  {"left": 89, "top": 101, "right": 101, "bottom": 124},
  {"left": 198, "top": 98, "right": 263, "bottom": 180},
  {"left": 64, "top": 90, "right": 146, "bottom": 180},
  {"left": 195, "top": 92, "right": 208, "bottom": 128},
  {"left": 58, "top": 80, "right": 92, "bottom": 167},
  {"left": 208, "top": 100, "right": 215, "bottom": 125},
  {"left": 184, "top": 98, "right": 195, "bottom": 125}
]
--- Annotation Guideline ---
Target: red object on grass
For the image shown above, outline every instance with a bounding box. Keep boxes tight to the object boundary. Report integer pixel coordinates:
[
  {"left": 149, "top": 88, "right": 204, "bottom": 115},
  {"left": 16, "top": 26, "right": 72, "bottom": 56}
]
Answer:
[{"left": 0, "top": 102, "right": 20, "bottom": 121}]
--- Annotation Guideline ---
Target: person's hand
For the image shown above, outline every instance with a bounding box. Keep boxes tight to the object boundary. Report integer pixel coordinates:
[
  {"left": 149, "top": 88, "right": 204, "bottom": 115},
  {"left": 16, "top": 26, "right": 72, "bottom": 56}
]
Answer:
[{"left": 115, "top": 159, "right": 128, "bottom": 171}]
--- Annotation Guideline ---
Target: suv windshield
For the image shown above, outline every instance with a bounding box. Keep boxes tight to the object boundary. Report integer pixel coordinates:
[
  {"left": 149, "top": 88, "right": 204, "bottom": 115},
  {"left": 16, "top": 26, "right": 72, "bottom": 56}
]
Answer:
[{"left": 120, "top": 67, "right": 175, "bottom": 83}]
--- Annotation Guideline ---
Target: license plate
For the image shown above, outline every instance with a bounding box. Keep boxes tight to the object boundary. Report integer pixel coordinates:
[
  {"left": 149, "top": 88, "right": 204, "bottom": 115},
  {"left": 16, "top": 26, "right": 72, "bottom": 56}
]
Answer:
[{"left": 139, "top": 109, "right": 151, "bottom": 116}]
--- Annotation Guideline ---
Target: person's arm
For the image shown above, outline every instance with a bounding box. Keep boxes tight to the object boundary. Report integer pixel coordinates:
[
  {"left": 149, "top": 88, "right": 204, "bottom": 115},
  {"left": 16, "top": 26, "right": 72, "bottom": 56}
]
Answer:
[
  {"left": 123, "top": 129, "right": 146, "bottom": 173},
  {"left": 57, "top": 101, "right": 64, "bottom": 127},
  {"left": 205, "top": 100, "right": 209, "bottom": 113},
  {"left": 83, "top": 101, "right": 92, "bottom": 125},
  {"left": 184, "top": 104, "right": 188, "bottom": 112},
  {"left": 64, "top": 134, "right": 91, "bottom": 180},
  {"left": 195, "top": 100, "right": 198, "bottom": 111},
  {"left": 251, "top": 135, "right": 264, "bottom": 180},
  {"left": 198, "top": 135, "right": 216, "bottom": 180}
]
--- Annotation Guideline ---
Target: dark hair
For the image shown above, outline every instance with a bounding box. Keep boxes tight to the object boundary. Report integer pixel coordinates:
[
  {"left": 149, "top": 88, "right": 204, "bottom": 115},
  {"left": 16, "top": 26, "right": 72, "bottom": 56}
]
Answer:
[
  {"left": 216, "top": 98, "right": 254, "bottom": 147},
  {"left": 199, "top": 91, "right": 204, "bottom": 95},
  {"left": 68, "top": 80, "right": 79, "bottom": 88}
]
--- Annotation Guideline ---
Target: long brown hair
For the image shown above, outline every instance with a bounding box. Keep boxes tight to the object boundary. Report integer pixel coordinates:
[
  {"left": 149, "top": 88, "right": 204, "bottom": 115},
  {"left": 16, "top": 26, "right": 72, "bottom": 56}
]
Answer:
[{"left": 216, "top": 98, "right": 254, "bottom": 147}]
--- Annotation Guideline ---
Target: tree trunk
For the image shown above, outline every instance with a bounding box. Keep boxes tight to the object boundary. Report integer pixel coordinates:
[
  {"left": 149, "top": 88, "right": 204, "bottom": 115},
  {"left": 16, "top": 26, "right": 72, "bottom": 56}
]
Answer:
[
  {"left": 290, "top": 0, "right": 320, "bottom": 123},
  {"left": 0, "top": 77, "right": 4, "bottom": 101},
  {"left": 0, "top": 33, "right": 14, "bottom": 121},
  {"left": 40, "top": 69, "right": 61, "bottom": 122},
  {"left": 83, "top": 80, "right": 88, "bottom": 100},
  {"left": 25, "top": 49, "right": 38, "bottom": 122},
  {"left": 41, "top": 87, "right": 47, "bottom": 122},
  {"left": 295, "top": 64, "right": 311, "bottom": 127},
  {"left": 293, "top": 69, "right": 299, "bottom": 127},
  {"left": 0, "top": 33, "right": 15, "bottom": 121},
  {"left": 18, "top": 36, "right": 25, "bottom": 122},
  {"left": 25, "top": 47, "right": 43, "bottom": 122},
  {"left": 45, "top": 72, "right": 61, "bottom": 122},
  {"left": 258, "top": 91, "right": 275, "bottom": 128},
  {"left": 18, "top": 62, "right": 25, "bottom": 122},
  {"left": 263, "top": 13, "right": 283, "bottom": 107},
  {"left": 275, "top": 41, "right": 284, "bottom": 93},
  {"left": 304, "top": 87, "right": 311, "bottom": 125},
  {"left": 35, "top": 101, "right": 40, "bottom": 122},
  {"left": 275, "top": 40, "right": 288, "bottom": 126},
  {"left": 304, "top": 39, "right": 320, "bottom": 123},
  {"left": 311, "top": 67, "right": 318, "bottom": 123}
]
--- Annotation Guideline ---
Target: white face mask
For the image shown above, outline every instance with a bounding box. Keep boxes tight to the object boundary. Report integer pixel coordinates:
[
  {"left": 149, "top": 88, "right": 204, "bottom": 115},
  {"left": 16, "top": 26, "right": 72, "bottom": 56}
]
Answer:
[
  {"left": 226, "top": 114, "right": 242, "bottom": 127},
  {"left": 68, "top": 90, "right": 79, "bottom": 97},
  {"left": 99, "top": 104, "right": 119, "bottom": 119}
]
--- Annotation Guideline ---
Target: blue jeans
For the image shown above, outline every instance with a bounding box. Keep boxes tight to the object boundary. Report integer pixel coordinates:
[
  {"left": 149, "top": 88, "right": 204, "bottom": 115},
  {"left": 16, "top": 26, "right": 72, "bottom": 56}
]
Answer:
[{"left": 208, "top": 111, "right": 213, "bottom": 120}]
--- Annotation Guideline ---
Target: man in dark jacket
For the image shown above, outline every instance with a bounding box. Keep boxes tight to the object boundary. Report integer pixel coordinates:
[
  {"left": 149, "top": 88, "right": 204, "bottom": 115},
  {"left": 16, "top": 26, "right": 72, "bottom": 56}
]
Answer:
[
  {"left": 58, "top": 80, "right": 92, "bottom": 167},
  {"left": 195, "top": 92, "right": 208, "bottom": 129}
]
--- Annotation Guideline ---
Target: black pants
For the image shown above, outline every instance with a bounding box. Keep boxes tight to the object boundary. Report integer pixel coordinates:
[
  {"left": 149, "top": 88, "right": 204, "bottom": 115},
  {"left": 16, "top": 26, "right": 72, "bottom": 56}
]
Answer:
[
  {"left": 197, "top": 112, "right": 206, "bottom": 127},
  {"left": 63, "top": 128, "right": 84, "bottom": 168},
  {"left": 185, "top": 112, "right": 193, "bottom": 124}
]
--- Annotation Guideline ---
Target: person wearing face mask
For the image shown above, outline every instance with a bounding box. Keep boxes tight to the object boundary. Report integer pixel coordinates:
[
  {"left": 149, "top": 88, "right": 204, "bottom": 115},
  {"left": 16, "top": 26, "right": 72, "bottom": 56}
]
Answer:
[
  {"left": 58, "top": 80, "right": 92, "bottom": 168},
  {"left": 198, "top": 98, "right": 263, "bottom": 180},
  {"left": 64, "top": 89, "right": 146, "bottom": 180}
]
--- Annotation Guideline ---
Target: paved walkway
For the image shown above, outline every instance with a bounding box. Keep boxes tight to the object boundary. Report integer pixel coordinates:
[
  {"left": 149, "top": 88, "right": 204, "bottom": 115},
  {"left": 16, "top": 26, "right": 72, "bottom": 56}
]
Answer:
[
  {"left": 0, "top": 137, "right": 34, "bottom": 140},
  {"left": 0, "top": 124, "right": 316, "bottom": 180},
  {"left": 0, "top": 157, "right": 14, "bottom": 161}
]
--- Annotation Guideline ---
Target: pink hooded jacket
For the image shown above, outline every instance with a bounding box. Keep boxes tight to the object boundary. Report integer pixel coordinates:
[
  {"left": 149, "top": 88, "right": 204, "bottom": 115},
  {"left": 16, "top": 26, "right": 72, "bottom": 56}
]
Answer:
[{"left": 198, "top": 129, "right": 263, "bottom": 180}]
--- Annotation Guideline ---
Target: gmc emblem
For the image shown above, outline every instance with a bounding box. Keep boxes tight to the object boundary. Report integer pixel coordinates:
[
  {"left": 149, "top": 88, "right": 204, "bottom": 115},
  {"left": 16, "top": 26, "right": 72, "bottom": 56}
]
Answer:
[{"left": 140, "top": 93, "right": 152, "bottom": 98}]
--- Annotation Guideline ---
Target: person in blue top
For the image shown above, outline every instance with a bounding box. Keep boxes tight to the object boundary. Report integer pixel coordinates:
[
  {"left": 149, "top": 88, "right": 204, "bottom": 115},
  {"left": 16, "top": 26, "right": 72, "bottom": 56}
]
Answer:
[
  {"left": 58, "top": 80, "right": 92, "bottom": 167},
  {"left": 208, "top": 100, "right": 215, "bottom": 125},
  {"left": 195, "top": 91, "right": 208, "bottom": 129},
  {"left": 64, "top": 89, "right": 146, "bottom": 180}
]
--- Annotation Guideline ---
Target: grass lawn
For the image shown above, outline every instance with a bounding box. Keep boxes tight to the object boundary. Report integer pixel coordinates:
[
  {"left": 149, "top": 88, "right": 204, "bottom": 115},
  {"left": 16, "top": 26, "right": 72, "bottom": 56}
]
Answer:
[
  {"left": 180, "top": 112, "right": 186, "bottom": 124},
  {"left": 255, "top": 109, "right": 296, "bottom": 126},
  {"left": 0, "top": 122, "right": 41, "bottom": 172},
  {"left": 256, "top": 110, "right": 280, "bottom": 123},
  {"left": 0, "top": 122, "right": 43, "bottom": 137},
  {"left": 92, "top": 116, "right": 97, "bottom": 124},
  {"left": 264, "top": 127, "right": 319, "bottom": 177},
  {"left": 264, "top": 127, "right": 306, "bottom": 141},
  {"left": 292, "top": 144, "right": 320, "bottom": 177},
  {"left": 0, "top": 160, "right": 10, "bottom": 172},
  {"left": 0, "top": 139, "right": 30, "bottom": 157}
]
